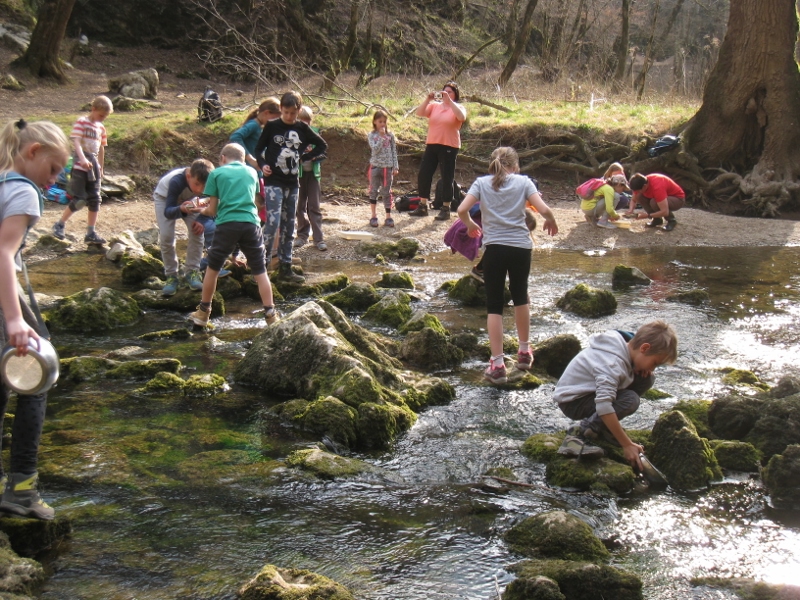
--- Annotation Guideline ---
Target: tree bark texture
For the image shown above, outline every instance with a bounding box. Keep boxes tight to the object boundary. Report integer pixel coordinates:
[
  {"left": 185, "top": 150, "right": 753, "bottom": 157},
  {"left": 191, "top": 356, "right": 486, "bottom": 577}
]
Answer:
[
  {"left": 686, "top": 0, "right": 800, "bottom": 214},
  {"left": 19, "top": 0, "right": 76, "bottom": 81},
  {"left": 634, "top": 0, "right": 685, "bottom": 96},
  {"left": 612, "top": 0, "right": 631, "bottom": 82},
  {"left": 498, "top": 0, "right": 539, "bottom": 87}
]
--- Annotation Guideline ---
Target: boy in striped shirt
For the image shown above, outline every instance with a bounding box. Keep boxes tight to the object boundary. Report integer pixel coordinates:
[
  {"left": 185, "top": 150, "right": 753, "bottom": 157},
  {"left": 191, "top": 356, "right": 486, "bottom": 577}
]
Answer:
[{"left": 52, "top": 96, "right": 113, "bottom": 245}]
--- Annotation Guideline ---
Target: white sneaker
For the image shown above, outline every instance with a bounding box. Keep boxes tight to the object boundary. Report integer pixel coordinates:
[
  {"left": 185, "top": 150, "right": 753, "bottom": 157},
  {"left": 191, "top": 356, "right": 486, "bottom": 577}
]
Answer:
[{"left": 597, "top": 220, "right": 617, "bottom": 229}]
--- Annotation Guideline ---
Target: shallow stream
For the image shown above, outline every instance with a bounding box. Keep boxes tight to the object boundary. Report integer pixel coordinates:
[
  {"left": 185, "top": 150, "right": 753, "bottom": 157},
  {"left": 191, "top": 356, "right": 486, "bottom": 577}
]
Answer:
[{"left": 27, "top": 244, "right": 800, "bottom": 599}]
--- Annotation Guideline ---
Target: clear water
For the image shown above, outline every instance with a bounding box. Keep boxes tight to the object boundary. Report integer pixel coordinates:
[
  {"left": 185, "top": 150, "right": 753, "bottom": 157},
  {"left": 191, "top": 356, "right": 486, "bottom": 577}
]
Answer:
[{"left": 27, "top": 245, "right": 800, "bottom": 599}]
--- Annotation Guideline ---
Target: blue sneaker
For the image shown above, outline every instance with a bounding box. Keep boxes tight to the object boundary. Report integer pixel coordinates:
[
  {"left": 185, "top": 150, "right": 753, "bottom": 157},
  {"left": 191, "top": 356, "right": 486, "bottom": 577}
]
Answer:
[
  {"left": 218, "top": 268, "right": 231, "bottom": 279},
  {"left": 162, "top": 276, "right": 180, "bottom": 297},
  {"left": 186, "top": 269, "right": 204, "bottom": 291}
]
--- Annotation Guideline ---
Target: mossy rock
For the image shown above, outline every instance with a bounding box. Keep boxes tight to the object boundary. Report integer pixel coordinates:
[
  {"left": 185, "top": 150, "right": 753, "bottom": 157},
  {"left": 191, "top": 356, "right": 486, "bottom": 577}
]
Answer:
[
  {"left": 0, "top": 517, "right": 71, "bottom": 559},
  {"left": 59, "top": 356, "right": 119, "bottom": 382},
  {"left": 363, "top": 291, "right": 412, "bottom": 327},
  {"left": 400, "top": 377, "right": 456, "bottom": 412},
  {"left": 175, "top": 450, "right": 280, "bottom": 487},
  {"left": 556, "top": 283, "right": 617, "bottom": 318},
  {"left": 105, "top": 358, "right": 181, "bottom": 380},
  {"left": 29, "top": 233, "right": 71, "bottom": 253},
  {"left": 300, "top": 396, "right": 359, "bottom": 448},
  {"left": 611, "top": 264, "right": 651, "bottom": 288},
  {"left": 120, "top": 251, "right": 165, "bottom": 285},
  {"left": 532, "top": 334, "right": 582, "bottom": 378},
  {"left": 521, "top": 433, "right": 564, "bottom": 463},
  {"left": 241, "top": 274, "right": 285, "bottom": 303},
  {"left": 648, "top": 410, "right": 722, "bottom": 491},
  {"left": 324, "top": 282, "right": 380, "bottom": 312},
  {"left": 673, "top": 399, "right": 713, "bottom": 438},
  {"left": 375, "top": 271, "right": 415, "bottom": 289},
  {"left": 358, "top": 237, "right": 419, "bottom": 259},
  {"left": 398, "top": 310, "right": 448, "bottom": 336},
  {"left": 642, "top": 388, "right": 671, "bottom": 400},
  {"left": 137, "top": 328, "right": 193, "bottom": 341},
  {"left": 135, "top": 371, "right": 186, "bottom": 395},
  {"left": 762, "top": 444, "right": 800, "bottom": 510},
  {"left": 215, "top": 275, "right": 243, "bottom": 300},
  {"left": 770, "top": 375, "right": 800, "bottom": 399},
  {"left": 449, "top": 331, "right": 481, "bottom": 356},
  {"left": 277, "top": 273, "right": 350, "bottom": 299},
  {"left": 708, "top": 394, "right": 765, "bottom": 440},
  {"left": 319, "top": 367, "right": 391, "bottom": 408},
  {"left": 0, "top": 541, "right": 45, "bottom": 594},
  {"left": 184, "top": 373, "right": 227, "bottom": 396},
  {"left": 743, "top": 395, "right": 800, "bottom": 461},
  {"left": 500, "top": 368, "right": 548, "bottom": 390},
  {"left": 445, "top": 274, "right": 510, "bottom": 307},
  {"left": 356, "top": 401, "right": 417, "bottom": 450},
  {"left": 502, "top": 574, "right": 565, "bottom": 600},
  {"left": 708, "top": 440, "right": 761, "bottom": 472},
  {"left": 131, "top": 288, "right": 225, "bottom": 317},
  {"left": 47, "top": 287, "right": 141, "bottom": 332},
  {"left": 285, "top": 448, "right": 376, "bottom": 479},
  {"left": 721, "top": 368, "right": 770, "bottom": 391},
  {"left": 545, "top": 455, "right": 636, "bottom": 495},
  {"left": 505, "top": 510, "right": 610, "bottom": 562},
  {"left": 399, "top": 327, "right": 463, "bottom": 370},
  {"left": 508, "top": 559, "right": 643, "bottom": 600},
  {"left": 238, "top": 564, "right": 355, "bottom": 600},
  {"left": 666, "top": 289, "right": 710, "bottom": 305}
]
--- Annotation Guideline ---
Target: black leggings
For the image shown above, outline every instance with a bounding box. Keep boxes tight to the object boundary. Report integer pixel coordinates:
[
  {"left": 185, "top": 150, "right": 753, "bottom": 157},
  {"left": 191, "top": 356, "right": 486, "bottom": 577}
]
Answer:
[
  {"left": 483, "top": 244, "right": 532, "bottom": 315},
  {"left": 0, "top": 386, "right": 46, "bottom": 474},
  {"left": 417, "top": 143, "right": 458, "bottom": 209}
]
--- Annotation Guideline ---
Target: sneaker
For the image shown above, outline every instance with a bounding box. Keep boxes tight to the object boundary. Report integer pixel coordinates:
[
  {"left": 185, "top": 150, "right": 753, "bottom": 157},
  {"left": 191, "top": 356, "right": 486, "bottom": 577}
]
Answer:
[
  {"left": 278, "top": 262, "right": 305, "bottom": 284},
  {"left": 596, "top": 219, "right": 617, "bottom": 229},
  {"left": 434, "top": 208, "right": 451, "bottom": 221},
  {"left": 646, "top": 217, "right": 664, "bottom": 228},
  {"left": 483, "top": 363, "right": 508, "bottom": 385},
  {"left": 316, "top": 241, "right": 328, "bottom": 251},
  {"left": 186, "top": 269, "right": 204, "bottom": 291},
  {"left": 84, "top": 230, "right": 107, "bottom": 245},
  {"left": 469, "top": 267, "right": 484, "bottom": 284},
  {"left": 162, "top": 275, "right": 180, "bottom": 297},
  {"left": 557, "top": 435, "right": 605, "bottom": 458},
  {"left": 293, "top": 237, "right": 307, "bottom": 248},
  {"left": 664, "top": 219, "right": 677, "bottom": 232},
  {"left": 0, "top": 472, "right": 54, "bottom": 520},
  {"left": 218, "top": 268, "right": 231, "bottom": 279},
  {"left": 369, "top": 217, "right": 379, "bottom": 227},
  {"left": 264, "top": 307, "right": 279, "bottom": 325},
  {"left": 516, "top": 350, "right": 533, "bottom": 370},
  {"left": 51, "top": 221, "right": 66, "bottom": 240},
  {"left": 188, "top": 305, "right": 211, "bottom": 327},
  {"left": 385, "top": 217, "right": 395, "bottom": 227},
  {"left": 409, "top": 204, "right": 429, "bottom": 217}
]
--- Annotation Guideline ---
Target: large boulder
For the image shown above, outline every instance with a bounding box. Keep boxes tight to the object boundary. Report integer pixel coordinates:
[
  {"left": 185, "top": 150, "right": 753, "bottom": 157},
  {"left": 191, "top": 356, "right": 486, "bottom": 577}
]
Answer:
[
  {"left": 762, "top": 444, "right": 800, "bottom": 510},
  {"left": 708, "top": 440, "right": 761, "bottom": 472},
  {"left": 398, "top": 310, "right": 447, "bottom": 336},
  {"left": 108, "top": 68, "right": 159, "bottom": 99},
  {"left": 505, "top": 511, "right": 610, "bottom": 562},
  {"left": 238, "top": 564, "right": 354, "bottom": 600},
  {"left": 532, "top": 334, "right": 581, "bottom": 378},
  {"left": 324, "top": 282, "right": 381, "bottom": 312},
  {"left": 707, "top": 394, "right": 764, "bottom": 440},
  {"left": 120, "top": 250, "right": 165, "bottom": 285},
  {"left": 507, "top": 559, "right": 642, "bottom": 600},
  {"left": 363, "top": 290, "right": 412, "bottom": 327},
  {"left": 375, "top": 271, "right": 415, "bottom": 289},
  {"left": 648, "top": 410, "right": 722, "bottom": 491},
  {"left": 611, "top": 264, "right": 651, "bottom": 288},
  {"left": 556, "top": 284, "right": 617, "bottom": 318},
  {"left": 672, "top": 399, "right": 713, "bottom": 439},
  {"left": 444, "top": 274, "right": 510, "bottom": 307},
  {"left": 743, "top": 394, "right": 800, "bottom": 461},
  {"left": 399, "top": 327, "right": 463, "bottom": 370},
  {"left": 46, "top": 287, "right": 141, "bottom": 332}
]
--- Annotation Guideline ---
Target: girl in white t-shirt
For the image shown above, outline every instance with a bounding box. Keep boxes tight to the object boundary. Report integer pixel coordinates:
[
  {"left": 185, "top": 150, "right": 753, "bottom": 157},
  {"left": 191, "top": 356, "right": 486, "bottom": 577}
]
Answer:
[
  {"left": 0, "top": 119, "right": 70, "bottom": 519},
  {"left": 457, "top": 147, "right": 558, "bottom": 385}
]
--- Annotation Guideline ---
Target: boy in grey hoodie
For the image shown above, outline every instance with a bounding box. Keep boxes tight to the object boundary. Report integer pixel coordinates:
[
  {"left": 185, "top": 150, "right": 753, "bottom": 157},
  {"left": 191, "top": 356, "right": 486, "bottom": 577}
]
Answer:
[{"left": 554, "top": 321, "right": 678, "bottom": 469}]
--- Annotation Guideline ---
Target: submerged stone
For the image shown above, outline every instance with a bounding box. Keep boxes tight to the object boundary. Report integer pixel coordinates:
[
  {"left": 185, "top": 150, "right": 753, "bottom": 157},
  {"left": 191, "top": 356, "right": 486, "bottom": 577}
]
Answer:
[
  {"left": 508, "top": 559, "right": 642, "bottom": 600},
  {"left": 105, "top": 358, "right": 181, "bottom": 380},
  {"left": 375, "top": 271, "right": 415, "bottom": 289},
  {"left": 666, "top": 289, "right": 710, "bottom": 305},
  {"left": 59, "top": 356, "right": 119, "bottom": 382},
  {"left": 648, "top": 410, "right": 722, "bottom": 491},
  {"left": 358, "top": 237, "right": 419, "bottom": 259},
  {"left": 532, "top": 334, "right": 582, "bottom": 378},
  {"left": 175, "top": 450, "right": 280, "bottom": 487},
  {"left": 611, "top": 264, "right": 651, "bottom": 288},
  {"left": 709, "top": 440, "right": 761, "bottom": 472},
  {"left": 505, "top": 510, "right": 610, "bottom": 562},
  {"left": 238, "top": 564, "right": 355, "bottom": 600},
  {"left": 556, "top": 284, "right": 617, "bottom": 318},
  {"left": 399, "top": 327, "right": 463, "bottom": 370},
  {"left": 363, "top": 290, "right": 412, "bottom": 327},
  {"left": 47, "top": 287, "right": 141, "bottom": 332},
  {"left": 286, "top": 448, "right": 377, "bottom": 479},
  {"left": 762, "top": 444, "right": 800, "bottom": 510},
  {"left": 184, "top": 373, "right": 228, "bottom": 396},
  {"left": 324, "top": 282, "right": 381, "bottom": 312},
  {"left": 137, "top": 328, "right": 193, "bottom": 341}
]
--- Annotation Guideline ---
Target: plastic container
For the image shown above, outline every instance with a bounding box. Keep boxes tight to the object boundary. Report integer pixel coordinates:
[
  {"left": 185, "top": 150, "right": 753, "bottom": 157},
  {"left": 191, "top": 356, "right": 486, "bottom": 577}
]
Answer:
[{"left": 338, "top": 231, "right": 375, "bottom": 241}]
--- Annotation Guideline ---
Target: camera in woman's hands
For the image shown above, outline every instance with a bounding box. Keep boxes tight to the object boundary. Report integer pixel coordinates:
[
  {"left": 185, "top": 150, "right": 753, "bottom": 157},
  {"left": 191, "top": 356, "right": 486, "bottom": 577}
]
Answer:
[{"left": 434, "top": 91, "right": 443, "bottom": 101}]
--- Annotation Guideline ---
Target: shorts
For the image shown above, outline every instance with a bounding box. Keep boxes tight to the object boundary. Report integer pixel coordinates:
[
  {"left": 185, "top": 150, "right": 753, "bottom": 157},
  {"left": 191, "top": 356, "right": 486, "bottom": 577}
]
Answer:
[
  {"left": 206, "top": 222, "right": 266, "bottom": 275},
  {"left": 68, "top": 162, "right": 102, "bottom": 212}
]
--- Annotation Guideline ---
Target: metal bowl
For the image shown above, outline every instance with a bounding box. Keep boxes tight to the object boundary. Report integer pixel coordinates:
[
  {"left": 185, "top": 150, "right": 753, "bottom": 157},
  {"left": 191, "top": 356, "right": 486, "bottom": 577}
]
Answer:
[
  {"left": 0, "top": 338, "right": 60, "bottom": 395},
  {"left": 638, "top": 452, "right": 668, "bottom": 486}
]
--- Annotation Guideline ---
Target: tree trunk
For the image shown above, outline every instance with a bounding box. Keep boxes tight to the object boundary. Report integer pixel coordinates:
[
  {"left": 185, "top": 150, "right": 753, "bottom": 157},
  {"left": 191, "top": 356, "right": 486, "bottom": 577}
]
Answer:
[
  {"left": 612, "top": 0, "right": 631, "bottom": 82},
  {"left": 634, "top": 0, "right": 685, "bottom": 96},
  {"left": 17, "top": 0, "right": 76, "bottom": 82},
  {"left": 357, "top": 0, "right": 374, "bottom": 87},
  {"left": 685, "top": 0, "right": 800, "bottom": 215},
  {"left": 323, "top": 0, "right": 360, "bottom": 90},
  {"left": 634, "top": 0, "right": 660, "bottom": 99},
  {"left": 505, "top": 0, "right": 521, "bottom": 53},
  {"left": 498, "top": 0, "right": 540, "bottom": 87}
]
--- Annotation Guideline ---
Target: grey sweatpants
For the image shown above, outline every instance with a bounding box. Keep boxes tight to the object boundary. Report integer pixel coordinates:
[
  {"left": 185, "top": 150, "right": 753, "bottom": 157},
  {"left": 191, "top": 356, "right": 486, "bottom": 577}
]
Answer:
[{"left": 369, "top": 166, "right": 394, "bottom": 212}]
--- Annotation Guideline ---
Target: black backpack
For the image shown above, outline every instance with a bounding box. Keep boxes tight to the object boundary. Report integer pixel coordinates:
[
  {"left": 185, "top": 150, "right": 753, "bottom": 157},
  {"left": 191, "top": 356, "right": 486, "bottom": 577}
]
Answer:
[
  {"left": 394, "top": 190, "right": 421, "bottom": 212},
  {"left": 648, "top": 135, "right": 680, "bottom": 157},
  {"left": 198, "top": 87, "right": 223, "bottom": 123},
  {"left": 433, "top": 178, "right": 464, "bottom": 209}
]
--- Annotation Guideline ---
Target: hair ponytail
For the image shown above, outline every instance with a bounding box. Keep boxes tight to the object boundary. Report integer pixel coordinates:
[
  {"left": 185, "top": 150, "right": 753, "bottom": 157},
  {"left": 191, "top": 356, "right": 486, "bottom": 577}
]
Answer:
[
  {"left": 0, "top": 119, "right": 69, "bottom": 174},
  {"left": 489, "top": 146, "right": 520, "bottom": 190}
]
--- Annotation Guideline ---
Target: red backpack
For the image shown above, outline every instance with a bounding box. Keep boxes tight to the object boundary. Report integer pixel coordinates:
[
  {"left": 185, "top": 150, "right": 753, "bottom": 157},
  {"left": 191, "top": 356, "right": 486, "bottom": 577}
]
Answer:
[{"left": 575, "top": 178, "right": 606, "bottom": 200}]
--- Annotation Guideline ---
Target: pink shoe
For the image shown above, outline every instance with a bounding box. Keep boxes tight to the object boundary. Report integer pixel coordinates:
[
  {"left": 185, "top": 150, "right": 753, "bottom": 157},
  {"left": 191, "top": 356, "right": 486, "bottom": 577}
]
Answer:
[
  {"left": 516, "top": 351, "right": 533, "bottom": 370},
  {"left": 484, "top": 363, "right": 508, "bottom": 385}
]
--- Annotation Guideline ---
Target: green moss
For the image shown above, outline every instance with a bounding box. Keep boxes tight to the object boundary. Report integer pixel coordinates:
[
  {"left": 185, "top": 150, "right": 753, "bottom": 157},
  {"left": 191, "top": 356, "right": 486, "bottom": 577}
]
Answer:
[
  {"left": 136, "top": 371, "right": 186, "bottom": 395},
  {"left": 708, "top": 440, "right": 761, "bottom": 472},
  {"left": 744, "top": 395, "right": 800, "bottom": 461},
  {"left": 324, "top": 282, "right": 381, "bottom": 312},
  {"left": 666, "top": 289, "right": 710, "bottom": 305},
  {"left": 47, "top": 287, "right": 141, "bottom": 332},
  {"left": 400, "top": 378, "right": 456, "bottom": 411},
  {"left": 721, "top": 368, "right": 770, "bottom": 391},
  {"left": 59, "top": 356, "right": 118, "bottom": 382},
  {"left": 120, "top": 251, "right": 165, "bottom": 284},
  {"left": 611, "top": 264, "right": 651, "bottom": 288},
  {"left": 532, "top": 334, "right": 582, "bottom": 378},
  {"left": 509, "top": 559, "right": 643, "bottom": 600},
  {"left": 239, "top": 564, "right": 355, "bottom": 600},
  {"left": 363, "top": 291, "right": 412, "bottom": 327},
  {"left": 521, "top": 433, "right": 563, "bottom": 463},
  {"left": 546, "top": 455, "right": 635, "bottom": 494},
  {"left": 137, "top": 328, "right": 193, "bottom": 341},
  {"left": 281, "top": 273, "right": 350, "bottom": 299},
  {"left": 398, "top": 311, "right": 448, "bottom": 336},
  {"left": 505, "top": 511, "right": 610, "bottom": 562},
  {"left": 673, "top": 399, "right": 713, "bottom": 438},
  {"left": 400, "top": 326, "right": 463, "bottom": 370},
  {"left": 131, "top": 288, "right": 226, "bottom": 317},
  {"left": 708, "top": 394, "right": 764, "bottom": 440},
  {"left": 0, "top": 516, "right": 71, "bottom": 560},
  {"left": 285, "top": 448, "right": 373, "bottom": 479},
  {"left": 106, "top": 358, "right": 182, "bottom": 380},
  {"left": 359, "top": 237, "right": 419, "bottom": 259},
  {"left": 301, "top": 396, "right": 359, "bottom": 448},
  {"left": 447, "top": 275, "right": 488, "bottom": 306},
  {"left": 184, "top": 373, "right": 227, "bottom": 396},
  {"left": 357, "top": 401, "right": 417, "bottom": 450},
  {"left": 556, "top": 283, "right": 617, "bottom": 318},
  {"left": 762, "top": 445, "right": 800, "bottom": 509},
  {"left": 175, "top": 450, "right": 280, "bottom": 487},
  {"left": 375, "top": 271, "right": 415, "bottom": 289},
  {"left": 642, "top": 388, "right": 671, "bottom": 400}
]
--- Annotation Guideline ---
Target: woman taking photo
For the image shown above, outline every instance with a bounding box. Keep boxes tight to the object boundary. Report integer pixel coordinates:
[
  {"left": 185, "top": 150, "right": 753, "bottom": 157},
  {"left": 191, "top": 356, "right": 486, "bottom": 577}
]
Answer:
[{"left": 410, "top": 81, "right": 466, "bottom": 220}]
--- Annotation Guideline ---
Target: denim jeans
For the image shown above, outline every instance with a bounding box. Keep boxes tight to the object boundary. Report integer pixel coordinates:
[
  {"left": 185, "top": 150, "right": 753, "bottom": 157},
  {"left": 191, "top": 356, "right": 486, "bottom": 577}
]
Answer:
[{"left": 262, "top": 184, "right": 299, "bottom": 264}]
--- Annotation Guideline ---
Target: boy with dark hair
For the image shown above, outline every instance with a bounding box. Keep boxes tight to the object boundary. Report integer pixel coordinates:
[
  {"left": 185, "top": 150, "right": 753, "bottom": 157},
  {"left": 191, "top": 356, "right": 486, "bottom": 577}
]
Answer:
[
  {"left": 554, "top": 320, "right": 678, "bottom": 469},
  {"left": 255, "top": 91, "right": 327, "bottom": 283},
  {"left": 188, "top": 143, "right": 277, "bottom": 327},
  {"left": 627, "top": 172, "right": 685, "bottom": 231},
  {"left": 52, "top": 95, "right": 113, "bottom": 245},
  {"left": 154, "top": 159, "right": 215, "bottom": 296}
]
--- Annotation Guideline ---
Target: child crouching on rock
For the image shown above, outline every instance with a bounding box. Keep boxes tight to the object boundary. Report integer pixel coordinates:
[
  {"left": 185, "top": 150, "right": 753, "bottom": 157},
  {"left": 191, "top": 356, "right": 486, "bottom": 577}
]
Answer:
[
  {"left": 188, "top": 143, "right": 277, "bottom": 327},
  {"left": 553, "top": 320, "right": 678, "bottom": 470}
]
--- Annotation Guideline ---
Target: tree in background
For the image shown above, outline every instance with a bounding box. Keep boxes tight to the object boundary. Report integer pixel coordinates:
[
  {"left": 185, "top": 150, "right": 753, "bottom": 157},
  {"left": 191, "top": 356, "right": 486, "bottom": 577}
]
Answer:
[{"left": 17, "top": 0, "right": 76, "bottom": 82}]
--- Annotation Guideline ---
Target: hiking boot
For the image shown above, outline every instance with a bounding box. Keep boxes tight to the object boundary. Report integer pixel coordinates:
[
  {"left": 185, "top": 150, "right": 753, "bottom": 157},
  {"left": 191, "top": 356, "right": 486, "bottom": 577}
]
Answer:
[
  {"left": 84, "top": 230, "right": 107, "bottom": 245},
  {"left": 278, "top": 262, "right": 305, "bottom": 284},
  {"left": 664, "top": 219, "right": 677, "bottom": 232},
  {"left": 51, "top": 221, "right": 66, "bottom": 240},
  {"left": 188, "top": 304, "right": 211, "bottom": 327},
  {"left": 186, "top": 269, "right": 204, "bottom": 291},
  {"left": 557, "top": 435, "right": 605, "bottom": 458},
  {"left": 0, "top": 472, "right": 54, "bottom": 520},
  {"left": 162, "top": 275, "right": 180, "bottom": 297},
  {"left": 470, "top": 266, "right": 484, "bottom": 284},
  {"left": 409, "top": 203, "right": 429, "bottom": 217},
  {"left": 646, "top": 217, "right": 664, "bottom": 228},
  {"left": 316, "top": 241, "right": 328, "bottom": 251},
  {"left": 293, "top": 237, "right": 307, "bottom": 248},
  {"left": 516, "top": 350, "right": 533, "bottom": 370},
  {"left": 264, "top": 307, "right": 279, "bottom": 325},
  {"left": 484, "top": 363, "right": 508, "bottom": 385},
  {"left": 434, "top": 208, "right": 451, "bottom": 220}
]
